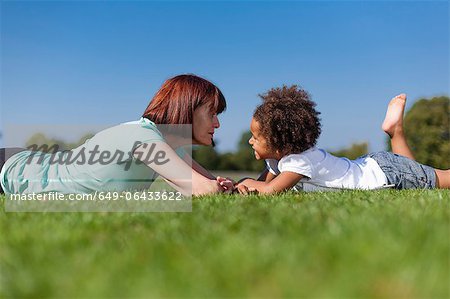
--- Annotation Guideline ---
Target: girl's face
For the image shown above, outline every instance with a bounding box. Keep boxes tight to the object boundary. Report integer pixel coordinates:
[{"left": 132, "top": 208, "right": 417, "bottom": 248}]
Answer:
[
  {"left": 192, "top": 104, "right": 220, "bottom": 146},
  {"left": 249, "top": 118, "right": 279, "bottom": 160}
]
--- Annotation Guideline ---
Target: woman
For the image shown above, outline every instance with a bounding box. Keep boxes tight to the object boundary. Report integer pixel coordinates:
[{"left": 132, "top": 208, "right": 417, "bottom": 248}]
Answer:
[{"left": 0, "top": 74, "right": 229, "bottom": 196}]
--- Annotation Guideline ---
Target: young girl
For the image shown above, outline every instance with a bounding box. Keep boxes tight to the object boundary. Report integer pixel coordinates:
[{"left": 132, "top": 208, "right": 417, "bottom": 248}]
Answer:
[{"left": 237, "top": 86, "right": 450, "bottom": 194}]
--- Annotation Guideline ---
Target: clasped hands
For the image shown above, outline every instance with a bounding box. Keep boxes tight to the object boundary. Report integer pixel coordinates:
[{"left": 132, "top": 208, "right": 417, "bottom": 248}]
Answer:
[{"left": 216, "top": 177, "right": 258, "bottom": 195}]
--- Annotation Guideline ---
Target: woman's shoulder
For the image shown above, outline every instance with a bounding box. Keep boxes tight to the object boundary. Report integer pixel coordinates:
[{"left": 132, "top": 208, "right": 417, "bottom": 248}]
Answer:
[
  {"left": 96, "top": 118, "right": 163, "bottom": 140},
  {"left": 76, "top": 118, "right": 164, "bottom": 154}
]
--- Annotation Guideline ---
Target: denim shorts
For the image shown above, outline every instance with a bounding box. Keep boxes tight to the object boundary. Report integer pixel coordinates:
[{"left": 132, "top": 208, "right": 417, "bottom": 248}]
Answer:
[{"left": 364, "top": 151, "right": 436, "bottom": 189}]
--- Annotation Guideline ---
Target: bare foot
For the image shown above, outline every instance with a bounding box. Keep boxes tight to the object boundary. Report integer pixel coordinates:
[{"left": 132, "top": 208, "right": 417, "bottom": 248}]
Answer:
[{"left": 382, "top": 93, "right": 407, "bottom": 138}]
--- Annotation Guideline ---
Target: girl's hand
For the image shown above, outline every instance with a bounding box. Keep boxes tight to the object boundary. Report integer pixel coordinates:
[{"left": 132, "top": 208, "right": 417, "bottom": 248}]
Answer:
[{"left": 236, "top": 183, "right": 257, "bottom": 195}]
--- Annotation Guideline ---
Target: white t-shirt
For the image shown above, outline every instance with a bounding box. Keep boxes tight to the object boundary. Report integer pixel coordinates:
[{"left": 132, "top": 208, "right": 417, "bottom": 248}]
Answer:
[{"left": 265, "top": 148, "right": 388, "bottom": 192}]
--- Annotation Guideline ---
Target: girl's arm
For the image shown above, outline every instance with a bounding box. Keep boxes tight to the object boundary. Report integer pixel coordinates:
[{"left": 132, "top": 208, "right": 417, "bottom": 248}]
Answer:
[
  {"left": 264, "top": 171, "right": 276, "bottom": 183},
  {"left": 256, "top": 169, "right": 276, "bottom": 182},
  {"left": 238, "top": 168, "right": 274, "bottom": 185},
  {"left": 134, "top": 142, "right": 221, "bottom": 196},
  {"left": 256, "top": 169, "right": 269, "bottom": 181},
  {"left": 238, "top": 171, "right": 304, "bottom": 194}
]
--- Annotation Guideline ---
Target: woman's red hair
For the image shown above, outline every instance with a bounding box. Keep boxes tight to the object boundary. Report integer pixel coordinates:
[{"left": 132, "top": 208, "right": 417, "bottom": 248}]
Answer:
[{"left": 142, "top": 74, "right": 226, "bottom": 124}]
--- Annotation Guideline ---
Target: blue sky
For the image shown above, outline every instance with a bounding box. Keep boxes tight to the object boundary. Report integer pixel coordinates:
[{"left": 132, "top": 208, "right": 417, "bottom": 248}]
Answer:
[{"left": 1, "top": 1, "right": 448, "bottom": 153}]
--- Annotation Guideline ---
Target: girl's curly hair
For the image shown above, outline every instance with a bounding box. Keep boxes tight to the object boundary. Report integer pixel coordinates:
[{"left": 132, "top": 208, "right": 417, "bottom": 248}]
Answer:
[{"left": 254, "top": 85, "right": 321, "bottom": 155}]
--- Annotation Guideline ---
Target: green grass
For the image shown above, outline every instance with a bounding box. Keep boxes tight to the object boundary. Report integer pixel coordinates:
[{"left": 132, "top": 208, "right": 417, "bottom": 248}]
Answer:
[{"left": 1, "top": 190, "right": 449, "bottom": 298}]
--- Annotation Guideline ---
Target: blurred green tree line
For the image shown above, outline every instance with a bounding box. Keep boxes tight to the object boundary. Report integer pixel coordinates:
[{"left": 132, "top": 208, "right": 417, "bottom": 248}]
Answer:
[
  {"left": 194, "top": 95, "right": 449, "bottom": 171},
  {"left": 21, "top": 96, "right": 448, "bottom": 170},
  {"left": 25, "top": 133, "right": 94, "bottom": 151},
  {"left": 193, "top": 136, "right": 368, "bottom": 172}
]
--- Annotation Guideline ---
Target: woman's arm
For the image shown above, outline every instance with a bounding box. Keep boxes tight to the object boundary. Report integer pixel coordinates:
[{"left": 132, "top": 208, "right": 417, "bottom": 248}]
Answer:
[
  {"left": 182, "top": 153, "right": 216, "bottom": 180},
  {"left": 181, "top": 151, "right": 235, "bottom": 191},
  {"left": 134, "top": 142, "right": 221, "bottom": 196},
  {"left": 238, "top": 171, "right": 303, "bottom": 194}
]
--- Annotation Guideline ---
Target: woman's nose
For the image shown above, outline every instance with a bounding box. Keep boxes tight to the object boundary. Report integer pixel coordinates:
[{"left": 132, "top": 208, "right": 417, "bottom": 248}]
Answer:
[{"left": 213, "top": 115, "right": 220, "bottom": 128}]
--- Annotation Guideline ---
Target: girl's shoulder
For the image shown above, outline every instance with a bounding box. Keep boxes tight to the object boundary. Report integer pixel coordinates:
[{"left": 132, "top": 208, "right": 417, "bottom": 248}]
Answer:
[{"left": 281, "top": 147, "right": 324, "bottom": 161}]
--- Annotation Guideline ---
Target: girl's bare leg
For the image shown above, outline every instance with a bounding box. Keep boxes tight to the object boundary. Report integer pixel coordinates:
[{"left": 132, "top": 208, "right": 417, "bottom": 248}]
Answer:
[
  {"left": 382, "top": 94, "right": 450, "bottom": 189},
  {"left": 435, "top": 169, "right": 450, "bottom": 189},
  {"left": 382, "top": 94, "right": 415, "bottom": 160}
]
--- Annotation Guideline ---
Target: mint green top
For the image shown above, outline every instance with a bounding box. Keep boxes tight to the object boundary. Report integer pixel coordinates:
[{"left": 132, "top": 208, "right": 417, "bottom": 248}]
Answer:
[{"left": 0, "top": 118, "right": 186, "bottom": 194}]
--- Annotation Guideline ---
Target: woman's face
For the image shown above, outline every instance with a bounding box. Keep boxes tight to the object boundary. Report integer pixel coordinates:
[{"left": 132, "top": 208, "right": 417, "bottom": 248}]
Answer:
[{"left": 192, "top": 104, "right": 220, "bottom": 146}]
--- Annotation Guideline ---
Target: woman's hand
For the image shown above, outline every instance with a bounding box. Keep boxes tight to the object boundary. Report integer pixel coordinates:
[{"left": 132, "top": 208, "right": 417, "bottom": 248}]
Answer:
[
  {"left": 195, "top": 179, "right": 224, "bottom": 195},
  {"left": 216, "top": 176, "right": 235, "bottom": 193}
]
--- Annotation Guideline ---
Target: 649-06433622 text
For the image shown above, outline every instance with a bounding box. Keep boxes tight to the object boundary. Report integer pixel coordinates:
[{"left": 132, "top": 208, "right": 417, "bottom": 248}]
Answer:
[{"left": 7, "top": 191, "right": 185, "bottom": 202}]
